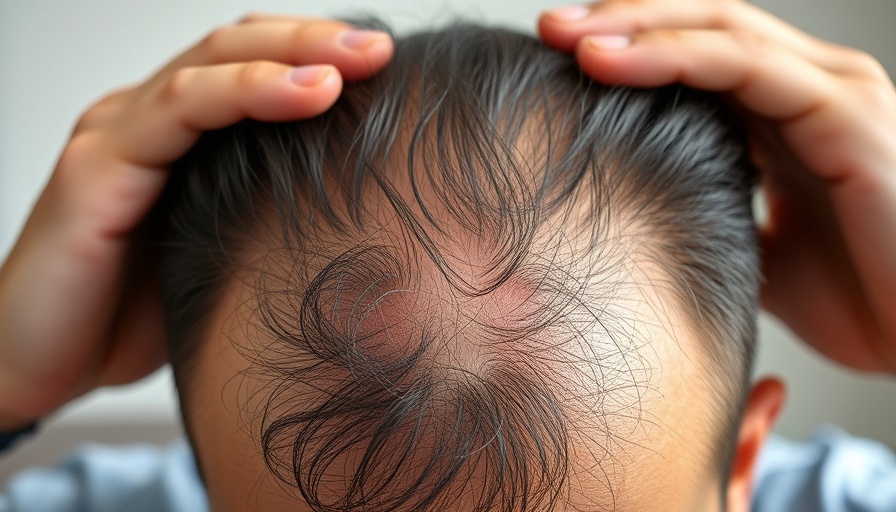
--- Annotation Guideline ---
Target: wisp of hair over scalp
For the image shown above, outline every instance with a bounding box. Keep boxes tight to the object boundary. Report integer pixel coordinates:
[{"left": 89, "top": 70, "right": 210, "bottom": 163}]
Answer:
[{"left": 150, "top": 21, "right": 759, "bottom": 512}]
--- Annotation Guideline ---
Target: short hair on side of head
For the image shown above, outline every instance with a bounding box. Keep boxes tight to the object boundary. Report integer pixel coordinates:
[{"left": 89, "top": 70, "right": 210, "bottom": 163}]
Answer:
[{"left": 149, "top": 20, "right": 759, "bottom": 512}]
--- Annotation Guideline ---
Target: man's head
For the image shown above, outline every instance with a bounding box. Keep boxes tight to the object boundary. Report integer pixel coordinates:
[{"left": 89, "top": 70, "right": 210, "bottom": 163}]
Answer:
[{"left": 151, "top": 22, "right": 783, "bottom": 512}]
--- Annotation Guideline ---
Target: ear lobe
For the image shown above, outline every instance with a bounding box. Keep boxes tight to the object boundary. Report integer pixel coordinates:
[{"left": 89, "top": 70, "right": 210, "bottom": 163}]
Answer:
[{"left": 726, "top": 377, "right": 785, "bottom": 512}]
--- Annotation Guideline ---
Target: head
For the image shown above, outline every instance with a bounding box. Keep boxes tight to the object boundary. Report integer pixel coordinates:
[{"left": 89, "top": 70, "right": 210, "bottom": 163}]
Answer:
[{"left": 150, "top": 22, "right": 783, "bottom": 512}]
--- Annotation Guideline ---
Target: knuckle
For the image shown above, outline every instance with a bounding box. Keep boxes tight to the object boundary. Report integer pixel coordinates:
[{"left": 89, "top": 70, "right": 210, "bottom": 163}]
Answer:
[
  {"left": 74, "top": 100, "right": 109, "bottom": 132},
  {"left": 73, "top": 110, "right": 98, "bottom": 133},
  {"left": 56, "top": 132, "right": 101, "bottom": 181},
  {"left": 710, "top": 0, "right": 742, "bottom": 28},
  {"left": 62, "top": 132, "right": 95, "bottom": 160},
  {"left": 848, "top": 50, "right": 888, "bottom": 79},
  {"left": 291, "top": 21, "right": 319, "bottom": 47},
  {"left": 236, "top": 61, "right": 271, "bottom": 89},
  {"left": 198, "top": 25, "right": 235, "bottom": 61},
  {"left": 71, "top": 88, "right": 129, "bottom": 133},
  {"left": 729, "top": 28, "right": 771, "bottom": 59},
  {"left": 161, "top": 66, "right": 198, "bottom": 102},
  {"left": 823, "top": 43, "right": 888, "bottom": 79}
]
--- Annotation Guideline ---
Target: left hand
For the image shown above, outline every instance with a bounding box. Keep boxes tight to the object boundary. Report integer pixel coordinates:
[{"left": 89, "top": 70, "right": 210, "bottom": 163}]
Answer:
[{"left": 538, "top": 0, "right": 896, "bottom": 373}]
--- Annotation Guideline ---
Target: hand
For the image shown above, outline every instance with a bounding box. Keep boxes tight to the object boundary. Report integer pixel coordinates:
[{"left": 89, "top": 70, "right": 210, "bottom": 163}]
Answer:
[
  {"left": 538, "top": 0, "right": 896, "bottom": 373},
  {"left": 0, "top": 14, "right": 394, "bottom": 429}
]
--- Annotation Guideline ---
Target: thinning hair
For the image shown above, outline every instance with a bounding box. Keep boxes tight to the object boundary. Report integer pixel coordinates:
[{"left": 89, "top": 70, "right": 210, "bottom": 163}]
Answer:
[{"left": 150, "top": 21, "right": 759, "bottom": 512}]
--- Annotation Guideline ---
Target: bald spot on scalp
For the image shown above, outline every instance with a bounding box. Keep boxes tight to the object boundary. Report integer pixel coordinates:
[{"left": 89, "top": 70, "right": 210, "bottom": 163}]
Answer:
[{"left": 176, "top": 66, "right": 742, "bottom": 511}]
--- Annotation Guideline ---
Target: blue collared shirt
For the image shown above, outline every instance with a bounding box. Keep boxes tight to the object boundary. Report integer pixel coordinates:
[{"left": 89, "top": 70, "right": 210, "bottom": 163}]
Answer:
[{"left": 2, "top": 428, "right": 895, "bottom": 511}]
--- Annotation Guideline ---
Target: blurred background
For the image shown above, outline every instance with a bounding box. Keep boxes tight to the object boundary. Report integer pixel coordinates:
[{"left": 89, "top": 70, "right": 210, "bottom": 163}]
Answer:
[{"left": 2, "top": 0, "right": 896, "bottom": 480}]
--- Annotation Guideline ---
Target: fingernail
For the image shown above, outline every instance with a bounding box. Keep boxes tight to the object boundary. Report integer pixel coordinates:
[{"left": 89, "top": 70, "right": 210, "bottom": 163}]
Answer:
[
  {"left": 289, "top": 64, "right": 332, "bottom": 87},
  {"left": 341, "top": 29, "right": 388, "bottom": 50},
  {"left": 585, "top": 35, "right": 631, "bottom": 50},
  {"left": 547, "top": 5, "right": 590, "bottom": 21}
]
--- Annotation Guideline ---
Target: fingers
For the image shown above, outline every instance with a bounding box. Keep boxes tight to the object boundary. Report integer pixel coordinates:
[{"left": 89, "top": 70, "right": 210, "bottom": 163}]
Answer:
[
  {"left": 541, "top": 1, "right": 751, "bottom": 51},
  {"left": 539, "top": 0, "right": 895, "bottom": 181},
  {"left": 539, "top": 0, "right": 870, "bottom": 77},
  {"left": 76, "top": 14, "right": 394, "bottom": 148},
  {"left": 3, "top": 13, "right": 394, "bottom": 414},
  {"left": 116, "top": 61, "right": 343, "bottom": 165},
  {"left": 575, "top": 28, "right": 838, "bottom": 120},
  {"left": 150, "top": 17, "right": 392, "bottom": 85},
  {"left": 53, "top": 14, "right": 389, "bottom": 236}
]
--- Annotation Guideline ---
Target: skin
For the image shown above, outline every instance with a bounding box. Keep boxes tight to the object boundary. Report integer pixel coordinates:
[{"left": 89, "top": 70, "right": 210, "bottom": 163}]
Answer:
[
  {"left": 186, "top": 219, "right": 749, "bottom": 511},
  {"left": 0, "top": 0, "right": 891, "bottom": 509},
  {"left": 176, "top": 133, "right": 754, "bottom": 509},
  {"left": 538, "top": 0, "right": 896, "bottom": 373},
  {"left": 0, "top": 15, "right": 394, "bottom": 429}
]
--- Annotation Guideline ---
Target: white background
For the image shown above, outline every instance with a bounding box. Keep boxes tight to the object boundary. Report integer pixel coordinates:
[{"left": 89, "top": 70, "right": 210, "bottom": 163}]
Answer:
[{"left": 2, "top": 0, "right": 896, "bottom": 475}]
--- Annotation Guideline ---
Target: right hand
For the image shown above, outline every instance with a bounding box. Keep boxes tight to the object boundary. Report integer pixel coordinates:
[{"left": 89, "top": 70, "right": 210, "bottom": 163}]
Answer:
[{"left": 0, "top": 14, "right": 394, "bottom": 430}]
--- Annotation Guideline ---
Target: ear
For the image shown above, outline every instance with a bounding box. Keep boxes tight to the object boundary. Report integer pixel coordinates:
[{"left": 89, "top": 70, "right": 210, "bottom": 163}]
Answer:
[{"left": 725, "top": 377, "right": 785, "bottom": 512}]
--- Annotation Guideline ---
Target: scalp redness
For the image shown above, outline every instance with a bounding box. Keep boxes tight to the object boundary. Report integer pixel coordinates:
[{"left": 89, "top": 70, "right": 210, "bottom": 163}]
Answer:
[{"left": 152, "top": 21, "right": 759, "bottom": 512}]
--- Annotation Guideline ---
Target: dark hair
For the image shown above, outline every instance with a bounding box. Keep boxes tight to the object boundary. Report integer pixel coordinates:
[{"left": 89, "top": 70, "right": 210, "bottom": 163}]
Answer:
[{"left": 150, "top": 21, "right": 758, "bottom": 511}]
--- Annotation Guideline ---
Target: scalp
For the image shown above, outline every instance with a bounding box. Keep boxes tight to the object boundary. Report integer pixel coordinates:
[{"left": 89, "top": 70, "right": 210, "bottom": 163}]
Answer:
[{"left": 156, "top": 21, "right": 759, "bottom": 512}]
